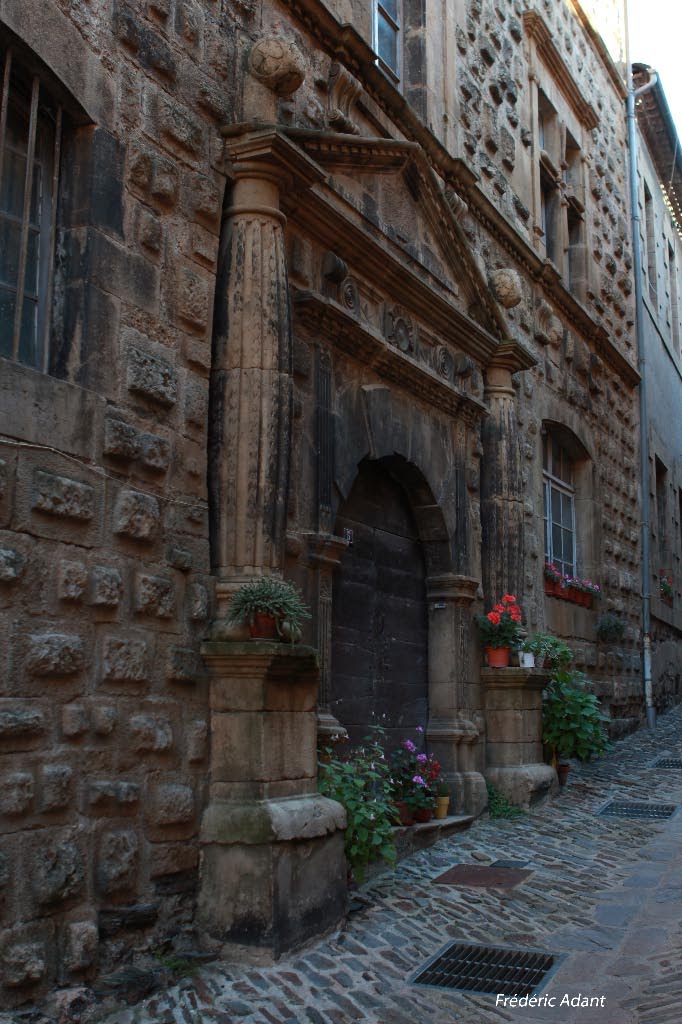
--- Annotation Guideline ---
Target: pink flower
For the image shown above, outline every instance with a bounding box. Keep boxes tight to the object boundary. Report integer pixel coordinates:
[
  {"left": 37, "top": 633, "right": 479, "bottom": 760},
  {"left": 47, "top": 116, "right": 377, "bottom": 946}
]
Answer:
[
  {"left": 403, "top": 739, "right": 416, "bottom": 753},
  {"left": 416, "top": 753, "right": 427, "bottom": 763},
  {"left": 412, "top": 775, "right": 426, "bottom": 786}
]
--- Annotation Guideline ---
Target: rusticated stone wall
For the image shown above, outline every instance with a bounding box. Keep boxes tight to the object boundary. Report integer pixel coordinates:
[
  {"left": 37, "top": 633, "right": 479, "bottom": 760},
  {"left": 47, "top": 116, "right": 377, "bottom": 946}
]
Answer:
[{"left": 0, "top": 0, "right": 240, "bottom": 1005}]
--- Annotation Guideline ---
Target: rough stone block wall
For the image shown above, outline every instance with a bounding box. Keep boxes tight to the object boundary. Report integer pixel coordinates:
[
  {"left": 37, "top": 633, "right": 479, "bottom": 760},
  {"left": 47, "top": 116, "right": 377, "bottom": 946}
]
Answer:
[{"left": 0, "top": 0, "right": 264, "bottom": 1006}]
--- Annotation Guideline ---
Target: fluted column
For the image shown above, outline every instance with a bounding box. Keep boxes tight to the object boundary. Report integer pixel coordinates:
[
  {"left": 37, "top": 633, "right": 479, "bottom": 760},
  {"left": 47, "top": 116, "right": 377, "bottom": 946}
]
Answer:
[
  {"left": 209, "top": 130, "right": 324, "bottom": 627},
  {"left": 480, "top": 341, "right": 535, "bottom": 606}
]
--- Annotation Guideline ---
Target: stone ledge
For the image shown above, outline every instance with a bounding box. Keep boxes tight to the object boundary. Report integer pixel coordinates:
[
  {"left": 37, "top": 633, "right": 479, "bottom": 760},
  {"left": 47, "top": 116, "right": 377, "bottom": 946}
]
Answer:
[{"left": 200, "top": 794, "right": 346, "bottom": 846}]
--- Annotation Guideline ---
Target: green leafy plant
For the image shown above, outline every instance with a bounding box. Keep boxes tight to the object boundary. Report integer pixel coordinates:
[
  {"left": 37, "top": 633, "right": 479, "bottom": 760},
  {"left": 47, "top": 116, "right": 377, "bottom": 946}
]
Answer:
[
  {"left": 227, "top": 576, "right": 310, "bottom": 641},
  {"left": 476, "top": 594, "right": 524, "bottom": 648},
  {"left": 522, "top": 632, "right": 573, "bottom": 668},
  {"left": 318, "top": 732, "right": 396, "bottom": 883},
  {"left": 542, "top": 670, "right": 610, "bottom": 762},
  {"left": 596, "top": 613, "right": 626, "bottom": 644},
  {"left": 485, "top": 781, "right": 526, "bottom": 819}
]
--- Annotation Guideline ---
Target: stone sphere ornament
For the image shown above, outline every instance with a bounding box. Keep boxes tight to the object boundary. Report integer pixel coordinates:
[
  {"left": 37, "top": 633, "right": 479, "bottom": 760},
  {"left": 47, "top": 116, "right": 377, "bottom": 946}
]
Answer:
[
  {"left": 489, "top": 268, "right": 523, "bottom": 308},
  {"left": 249, "top": 37, "right": 306, "bottom": 96}
]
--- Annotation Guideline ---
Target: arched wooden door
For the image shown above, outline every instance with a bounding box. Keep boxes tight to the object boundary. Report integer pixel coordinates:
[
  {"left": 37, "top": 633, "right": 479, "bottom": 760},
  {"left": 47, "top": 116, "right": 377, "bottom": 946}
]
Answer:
[{"left": 331, "top": 458, "right": 428, "bottom": 749}]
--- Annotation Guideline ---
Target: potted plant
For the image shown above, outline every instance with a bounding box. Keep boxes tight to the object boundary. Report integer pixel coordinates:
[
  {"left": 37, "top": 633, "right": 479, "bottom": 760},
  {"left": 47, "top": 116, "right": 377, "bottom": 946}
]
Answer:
[
  {"left": 523, "top": 632, "right": 572, "bottom": 670},
  {"left": 434, "top": 780, "right": 451, "bottom": 820},
  {"left": 596, "top": 613, "right": 625, "bottom": 644},
  {"left": 544, "top": 562, "right": 562, "bottom": 596},
  {"left": 660, "top": 571, "right": 674, "bottom": 606},
  {"left": 227, "top": 575, "right": 310, "bottom": 641},
  {"left": 389, "top": 734, "right": 438, "bottom": 824},
  {"left": 542, "top": 670, "right": 610, "bottom": 785},
  {"left": 476, "top": 594, "right": 524, "bottom": 667}
]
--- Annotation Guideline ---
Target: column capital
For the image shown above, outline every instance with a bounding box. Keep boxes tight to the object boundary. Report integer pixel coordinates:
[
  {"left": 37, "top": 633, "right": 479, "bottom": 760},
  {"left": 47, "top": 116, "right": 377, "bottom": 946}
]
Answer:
[
  {"left": 427, "top": 573, "right": 480, "bottom": 605},
  {"left": 222, "top": 125, "right": 327, "bottom": 191},
  {"left": 302, "top": 531, "right": 350, "bottom": 570}
]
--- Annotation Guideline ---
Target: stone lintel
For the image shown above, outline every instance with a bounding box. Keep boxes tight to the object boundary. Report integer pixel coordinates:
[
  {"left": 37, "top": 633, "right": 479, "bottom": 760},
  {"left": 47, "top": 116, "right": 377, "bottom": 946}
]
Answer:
[{"left": 427, "top": 573, "right": 479, "bottom": 605}]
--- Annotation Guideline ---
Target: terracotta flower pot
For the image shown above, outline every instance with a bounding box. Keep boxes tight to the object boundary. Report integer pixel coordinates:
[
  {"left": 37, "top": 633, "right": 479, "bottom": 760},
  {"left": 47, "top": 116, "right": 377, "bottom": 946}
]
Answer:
[
  {"left": 544, "top": 579, "right": 554, "bottom": 596},
  {"left": 414, "top": 807, "right": 434, "bottom": 823},
  {"left": 393, "top": 801, "right": 415, "bottom": 826},
  {"left": 249, "top": 612, "right": 279, "bottom": 640},
  {"left": 486, "top": 646, "right": 511, "bottom": 668},
  {"left": 435, "top": 796, "right": 450, "bottom": 820},
  {"left": 557, "top": 763, "right": 570, "bottom": 787}
]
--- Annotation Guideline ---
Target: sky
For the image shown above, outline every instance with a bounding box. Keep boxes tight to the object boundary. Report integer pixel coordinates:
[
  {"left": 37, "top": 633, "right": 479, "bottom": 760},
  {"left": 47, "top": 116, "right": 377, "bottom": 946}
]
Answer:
[{"left": 628, "top": 0, "right": 682, "bottom": 138}]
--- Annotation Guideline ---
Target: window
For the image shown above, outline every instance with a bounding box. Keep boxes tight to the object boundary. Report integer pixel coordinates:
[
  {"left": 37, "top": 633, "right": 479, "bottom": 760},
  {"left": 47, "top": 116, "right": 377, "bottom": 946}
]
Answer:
[
  {"left": 535, "top": 91, "right": 586, "bottom": 299},
  {"left": 374, "top": 0, "right": 401, "bottom": 85},
  {"left": 644, "top": 182, "right": 657, "bottom": 307},
  {"left": 543, "top": 432, "right": 576, "bottom": 577},
  {"left": 655, "top": 456, "right": 668, "bottom": 559},
  {"left": 0, "top": 47, "right": 62, "bottom": 371},
  {"left": 667, "top": 242, "right": 680, "bottom": 356}
]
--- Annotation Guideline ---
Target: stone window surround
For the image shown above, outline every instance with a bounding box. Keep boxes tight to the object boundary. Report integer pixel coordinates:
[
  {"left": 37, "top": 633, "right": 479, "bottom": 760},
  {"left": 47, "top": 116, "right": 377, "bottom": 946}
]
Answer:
[
  {"left": 541, "top": 422, "right": 595, "bottom": 585},
  {"left": 373, "top": 0, "right": 402, "bottom": 87},
  {"left": 532, "top": 83, "right": 588, "bottom": 302}
]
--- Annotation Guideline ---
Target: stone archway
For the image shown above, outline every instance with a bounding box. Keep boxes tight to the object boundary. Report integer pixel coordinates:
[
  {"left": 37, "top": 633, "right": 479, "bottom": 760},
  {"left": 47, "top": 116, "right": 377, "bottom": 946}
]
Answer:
[{"left": 331, "top": 457, "right": 428, "bottom": 748}]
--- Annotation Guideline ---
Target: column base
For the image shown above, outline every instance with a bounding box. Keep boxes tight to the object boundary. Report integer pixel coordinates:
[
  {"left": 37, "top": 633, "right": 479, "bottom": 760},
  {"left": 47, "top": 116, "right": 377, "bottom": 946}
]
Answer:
[
  {"left": 485, "top": 764, "right": 556, "bottom": 810},
  {"left": 198, "top": 794, "right": 347, "bottom": 958},
  {"left": 449, "top": 770, "right": 488, "bottom": 817}
]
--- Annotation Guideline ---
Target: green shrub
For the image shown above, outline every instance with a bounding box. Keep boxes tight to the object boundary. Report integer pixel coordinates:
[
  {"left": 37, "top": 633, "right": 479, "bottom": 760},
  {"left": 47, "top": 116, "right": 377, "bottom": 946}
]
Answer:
[
  {"left": 542, "top": 670, "right": 610, "bottom": 762},
  {"left": 596, "top": 613, "right": 626, "bottom": 644},
  {"left": 318, "top": 733, "right": 396, "bottom": 883}
]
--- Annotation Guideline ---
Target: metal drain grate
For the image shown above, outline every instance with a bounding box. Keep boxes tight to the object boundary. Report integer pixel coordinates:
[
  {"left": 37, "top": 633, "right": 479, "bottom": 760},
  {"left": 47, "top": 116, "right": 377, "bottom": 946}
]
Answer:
[
  {"left": 413, "top": 941, "right": 556, "bottom": 996},
  {"left": 599, "top": 800, "right": 677, "bottom": 820},
  {"left": 655, "top": 758, "right": 682, "bottom": 769},
  {"left": 432, "top": 864, "right": 532, "bottom": 889}
]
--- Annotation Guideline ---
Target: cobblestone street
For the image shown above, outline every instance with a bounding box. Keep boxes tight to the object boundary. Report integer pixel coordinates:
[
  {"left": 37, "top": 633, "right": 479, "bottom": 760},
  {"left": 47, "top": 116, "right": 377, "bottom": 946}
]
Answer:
[{"left": 76, "top": 704, "right": 682, "bottom": 1024}]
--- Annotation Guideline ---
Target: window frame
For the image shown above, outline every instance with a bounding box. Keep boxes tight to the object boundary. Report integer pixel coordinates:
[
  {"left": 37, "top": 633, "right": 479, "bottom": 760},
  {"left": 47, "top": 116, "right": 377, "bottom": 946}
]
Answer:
[
  {"left": 373, "top": 0, "right": 402, "bottom": 87},
  {"left": 543, "top": 433, "right": 577, "bottom": 578},
  {"left": 0, "top": 46, "right": 62, "bottom": 372}
]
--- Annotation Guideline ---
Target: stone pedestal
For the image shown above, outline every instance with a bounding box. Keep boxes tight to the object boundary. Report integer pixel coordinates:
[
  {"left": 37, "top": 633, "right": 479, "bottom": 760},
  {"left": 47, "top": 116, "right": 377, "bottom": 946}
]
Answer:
[
  {"left": 482, "top": 667, "right": 556, "bottom": 808},
  {"left": 426, "top": 574, "right": 488, "bottom": 817},
  {"left": 198, "top": 643, "right": 347, "bottom": 958}
]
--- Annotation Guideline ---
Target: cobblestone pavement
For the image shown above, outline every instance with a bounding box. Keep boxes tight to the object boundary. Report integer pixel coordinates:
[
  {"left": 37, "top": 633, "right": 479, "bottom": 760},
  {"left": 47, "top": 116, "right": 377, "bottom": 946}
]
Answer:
[{"left": 78, "top": 707, "right": 682, "bottom": 1022}]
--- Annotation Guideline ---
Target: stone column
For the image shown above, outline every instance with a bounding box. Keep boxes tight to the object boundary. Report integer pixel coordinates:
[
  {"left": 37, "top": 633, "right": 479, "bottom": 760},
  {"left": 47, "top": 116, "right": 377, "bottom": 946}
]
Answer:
[
  {"left": 304, "top": 532, "right": 349, "bottom": 745},
  {"left": 426, "top": 573, "right": 487, "bottom": 816},
  {"left": 198, "top": 643, "right": 347, "bottom": 957},
  {"left": 209, "top": 129, "right": 325, "bottom": 629},
  {"left": 483, "top": 666, "right": 556, "bottom": 808},
  {"left": 480, "top": 342, "right": 535, "bottom": 605}
]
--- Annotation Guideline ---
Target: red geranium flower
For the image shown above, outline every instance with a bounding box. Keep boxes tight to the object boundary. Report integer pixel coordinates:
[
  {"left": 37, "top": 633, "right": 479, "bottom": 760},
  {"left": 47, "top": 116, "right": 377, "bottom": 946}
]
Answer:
[
  {"left": 487, "top": 611, "right": 501, "bottom": 625},
  {"left": 502, "top": 594, "right": 516, "bottom": 604}
]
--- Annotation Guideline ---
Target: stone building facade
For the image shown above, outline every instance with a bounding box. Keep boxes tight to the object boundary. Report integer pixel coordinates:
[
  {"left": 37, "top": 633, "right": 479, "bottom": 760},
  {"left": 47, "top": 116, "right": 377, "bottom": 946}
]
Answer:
[
  {"left": 0, "top": 0, "right": 667, "bottom": 1007},
  {"left": 632, "top": 67, "right": 682, "bottom": 709}
]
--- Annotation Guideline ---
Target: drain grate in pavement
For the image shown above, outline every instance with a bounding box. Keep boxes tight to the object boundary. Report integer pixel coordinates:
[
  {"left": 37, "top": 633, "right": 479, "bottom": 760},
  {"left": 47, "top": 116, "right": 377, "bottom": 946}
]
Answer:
[
  {"left": 599, "top": 800, "right": 677, "bottom": 820},
  {"left": 413, "top": 941, "right": 556, "bottom": 996},
  {"left": 654, "top": 758, "right": 682, "bottom": 769},
  {"left": 433, "top": 864, "right": 532, "bottom": 888}
]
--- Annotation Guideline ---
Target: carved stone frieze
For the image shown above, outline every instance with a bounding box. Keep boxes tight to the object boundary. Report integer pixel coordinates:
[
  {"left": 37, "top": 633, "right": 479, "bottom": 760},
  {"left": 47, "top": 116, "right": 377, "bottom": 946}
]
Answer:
[{"left": 384, "top": 305, "right": 416, "bottom": 355}]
